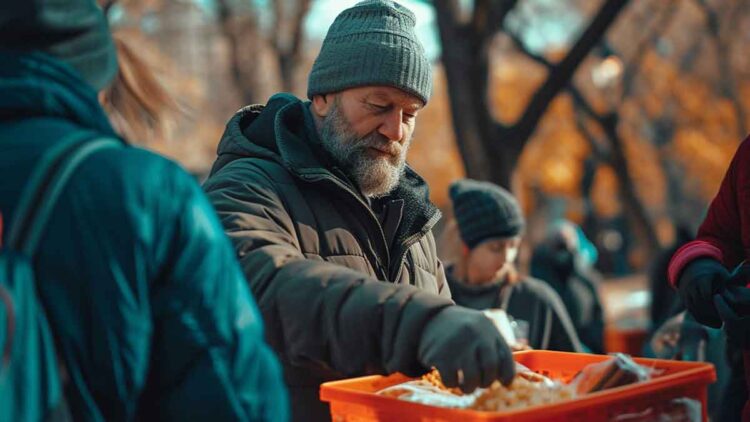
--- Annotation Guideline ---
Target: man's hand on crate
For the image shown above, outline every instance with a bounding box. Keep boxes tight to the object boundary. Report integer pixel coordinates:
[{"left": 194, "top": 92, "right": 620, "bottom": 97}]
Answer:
[{"left": 417, "top": 305, "right": 516, "bottom": 394}]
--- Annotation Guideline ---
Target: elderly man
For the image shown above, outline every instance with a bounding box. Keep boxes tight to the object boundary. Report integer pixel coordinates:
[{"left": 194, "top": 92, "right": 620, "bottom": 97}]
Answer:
[{"left": 203, "top": 0, "right": 516, "bottom": 420}]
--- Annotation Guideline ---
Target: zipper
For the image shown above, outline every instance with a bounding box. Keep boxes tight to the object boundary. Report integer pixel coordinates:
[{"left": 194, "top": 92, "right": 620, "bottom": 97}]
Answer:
[
  {"left": 390, "top": 210, "right": 442, "bottom": 282},
  {"left": 300, "top": 172, "right": 391, "bottom": 280}
]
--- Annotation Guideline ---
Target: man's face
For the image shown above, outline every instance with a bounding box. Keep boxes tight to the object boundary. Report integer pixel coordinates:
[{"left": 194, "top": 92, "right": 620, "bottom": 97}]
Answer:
[{"left": 317, "top": 86, "right": 424, "bottom": 198}]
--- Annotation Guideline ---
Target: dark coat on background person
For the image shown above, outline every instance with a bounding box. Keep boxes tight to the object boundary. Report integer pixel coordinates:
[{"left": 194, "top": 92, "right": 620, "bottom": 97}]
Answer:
[
  {"left": 648, "top": 227, "right": 693, "bottom": 330},
  {"left": 0, "top": 50, "right": 288, "bottom": 422},
  {"left": 530, "top": 244, "right": 605, "bottom": 354},
  {"left": 445, "top": 266, "right": 583, "bottom": 353},
  {"left": 668, "top": 136, "right": 750, "bottom": 422},
  {"left": 202, "top": 93, "right": 454, "bottom": 421}
]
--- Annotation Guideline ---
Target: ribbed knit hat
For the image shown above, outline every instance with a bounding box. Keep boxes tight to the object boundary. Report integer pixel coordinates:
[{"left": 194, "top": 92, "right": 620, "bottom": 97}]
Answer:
[
  {"left": 307, "top": 0, "right": 432, "bottom": 104},
  {"left": 449, "top": 179, "right": 526, "bottom": 249},
  {"left": 0, "top": 0, "right": 117, "bottom": 91}
]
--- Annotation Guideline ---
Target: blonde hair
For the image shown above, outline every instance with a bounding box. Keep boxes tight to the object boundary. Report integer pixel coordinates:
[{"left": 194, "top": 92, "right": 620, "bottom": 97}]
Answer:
[{"left": 100, "top": 35, "right": 180, "bottom": 144}]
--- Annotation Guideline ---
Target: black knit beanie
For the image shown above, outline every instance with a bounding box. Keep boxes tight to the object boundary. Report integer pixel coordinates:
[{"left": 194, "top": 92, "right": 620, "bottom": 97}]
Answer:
[
  {"left": 0, "top": 0, "right": 118, "bottom": 91},
  {"left": 449, "top": 179, "right": 526, "bottom": 249}
]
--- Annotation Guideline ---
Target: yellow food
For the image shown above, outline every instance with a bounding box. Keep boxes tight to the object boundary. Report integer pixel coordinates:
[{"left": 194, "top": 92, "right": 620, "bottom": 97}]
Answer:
[{"left": 420, "top": 369, "right": 573, "bottom": 411}]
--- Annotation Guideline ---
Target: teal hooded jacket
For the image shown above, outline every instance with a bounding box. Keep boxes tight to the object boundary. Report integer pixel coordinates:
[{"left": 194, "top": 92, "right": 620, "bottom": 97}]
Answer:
[{"left": 0, "top": 50, "right": 288, "bottom": 421}]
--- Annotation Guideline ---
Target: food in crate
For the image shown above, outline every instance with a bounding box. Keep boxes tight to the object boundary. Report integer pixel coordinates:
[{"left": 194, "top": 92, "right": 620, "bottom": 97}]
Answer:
[
  {"left": 573, "top": 352, "right": 652, "bottom": 395},
  {"left": 377, "top": 353, "right": 652, "bottom": 412}
]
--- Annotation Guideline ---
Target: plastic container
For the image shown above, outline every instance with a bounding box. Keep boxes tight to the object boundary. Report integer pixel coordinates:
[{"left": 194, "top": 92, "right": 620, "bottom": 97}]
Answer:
[
  {"left": 320, "top": 351, "right": 716, "bottom": 421},
  {"left": 605, "top": 325, "right": 649, "bottom": 356}
]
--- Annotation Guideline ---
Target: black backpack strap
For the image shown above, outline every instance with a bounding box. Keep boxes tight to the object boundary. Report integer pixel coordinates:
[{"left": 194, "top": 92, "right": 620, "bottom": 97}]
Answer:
[{"left": 7, "top": 133, "right": 121, "bottom": 256}]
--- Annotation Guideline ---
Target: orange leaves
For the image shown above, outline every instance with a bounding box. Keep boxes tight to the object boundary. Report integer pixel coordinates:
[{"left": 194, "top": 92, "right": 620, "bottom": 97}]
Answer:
[
  {"left": 489, "top": 52, "right": 547, "bottom": 124},
  {"left": 670, "top": 129, "right": 735, "bottom": 199},
  {"left": 408, "top": 68, "right": 465, "bottom": 207},
  {"left": 517, "top": 99, "right": 590, "bottom": 197}
]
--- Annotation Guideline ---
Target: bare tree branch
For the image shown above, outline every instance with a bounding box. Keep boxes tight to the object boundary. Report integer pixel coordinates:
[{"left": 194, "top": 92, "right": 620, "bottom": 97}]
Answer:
[
  {"left": 217, "top": 0, "right": 261, "bottom": 104},
  {"left": 272, "top": 0, "right": 284, "bottom": 53},
  {"left": 436, "top": 0, "right": 630, "bottom": 188},
  {"left": 504, "top": 0, "right": 630, "bottom": 154},
  {"left": 693, "top": 0, "right": 748, "bottom": 137},
  {"left": 289, "top": 0, "right": 311, "bottom": 60},
  {"left": 620, "top": 0, "right": 678, "bottom": 100},
  {"left": 505, "top": 30, "right": 552, "bottom": 68},
  {"left": 471, "top": 0, "right": 491, "bottom": 34},
  {"left": 473, "top": 0, "right": 519, "bottom": 38},
  {"left": 573, "top": 109, "right": 610, "bottom": 162},
  {"left": 487, "top": 0, "right": 520, "bottom": 33},
  {"left": 570, "top": 83, "right": 662, "bottom": 254},
  {"left": 275, "top": 0, "right": 312, "bottom": 93},
  {"left": 434, "top": 0, "right": 495, "bottom": 180}
]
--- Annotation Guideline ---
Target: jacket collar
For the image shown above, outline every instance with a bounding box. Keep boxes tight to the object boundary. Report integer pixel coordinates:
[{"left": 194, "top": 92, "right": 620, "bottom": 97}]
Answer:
[{"left": 0, "top": 50, "right": 117, "bottom": 136}]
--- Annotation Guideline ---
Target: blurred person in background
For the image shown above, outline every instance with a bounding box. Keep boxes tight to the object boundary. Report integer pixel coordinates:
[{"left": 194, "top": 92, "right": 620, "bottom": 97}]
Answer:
[
  {"left": 668, "top": 136, "right": 750, "bottom": 422},
  {"left": 530, "top": 220, "right": 606, "bottom": 354},
  {"left": 0, "top": 0, "right": 288, "bottom": 420},
  {"left": 647, "top": 224, "right": 693, "bottom": 332},
  {"left": 442, "top": 179, "right": 583, "bottom": 353},
  {"left": 202, "top": 1, "right": 516, "bottom": 420},
  {"left": 644, "top": 224, "right": 732, "bottom": 421}
]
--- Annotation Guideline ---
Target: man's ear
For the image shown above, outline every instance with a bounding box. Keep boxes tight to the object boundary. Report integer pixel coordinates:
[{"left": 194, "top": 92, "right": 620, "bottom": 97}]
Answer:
[{"left": 311, "top": 94, "right": 333, "bottom": 118}]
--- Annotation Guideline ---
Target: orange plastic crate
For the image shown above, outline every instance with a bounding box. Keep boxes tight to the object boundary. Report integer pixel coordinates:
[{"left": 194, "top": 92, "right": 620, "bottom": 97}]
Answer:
[
  {"left": 320, "top": 351, "right": 716, "bottom": 421},
  {"left": 605, "top": 326, "right": 649, "bottom": 356}
]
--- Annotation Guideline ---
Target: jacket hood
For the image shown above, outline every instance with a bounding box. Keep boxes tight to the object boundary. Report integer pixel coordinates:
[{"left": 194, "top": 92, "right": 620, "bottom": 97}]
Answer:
[
  {"left": 0, "top": 50, "right": 116, "bottom": 136},
  {"left": 210, "top": 93, "right": 328, "bottom": 177}
]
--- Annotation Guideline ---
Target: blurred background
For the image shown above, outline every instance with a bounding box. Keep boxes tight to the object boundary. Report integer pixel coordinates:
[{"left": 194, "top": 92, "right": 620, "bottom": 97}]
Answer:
[{"left": 102, "top": 0, "right": 750, "bottom": 342}]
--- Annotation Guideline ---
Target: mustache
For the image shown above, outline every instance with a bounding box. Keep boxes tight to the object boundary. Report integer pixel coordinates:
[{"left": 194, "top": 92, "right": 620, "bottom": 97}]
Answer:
[{"left": 359, "top": 133, "right": 403, "bottom": 157}]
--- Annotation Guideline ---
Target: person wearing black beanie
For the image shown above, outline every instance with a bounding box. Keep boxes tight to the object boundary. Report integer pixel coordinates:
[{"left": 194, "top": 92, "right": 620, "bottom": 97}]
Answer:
[{"left": 445, "top": 179, "right": 583, "bottom": 353}]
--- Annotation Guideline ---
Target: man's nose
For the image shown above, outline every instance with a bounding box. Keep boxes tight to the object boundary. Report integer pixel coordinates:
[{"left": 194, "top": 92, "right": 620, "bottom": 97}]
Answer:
[{"left": 378, "top": 111, "right": 404, "bottom": 142}]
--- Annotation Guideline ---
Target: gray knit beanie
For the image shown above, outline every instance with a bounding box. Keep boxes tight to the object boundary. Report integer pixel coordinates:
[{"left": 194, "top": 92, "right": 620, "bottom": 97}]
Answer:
[
  {"left": 449, "top": 179, "right": 526, "bottom": 249},
  {"left": 307, "top": 0, "right": 432, "bottom": 104}
]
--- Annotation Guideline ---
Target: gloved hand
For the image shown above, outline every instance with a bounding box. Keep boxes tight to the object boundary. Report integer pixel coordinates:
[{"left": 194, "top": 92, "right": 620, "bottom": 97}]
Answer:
[
  {"left": 714, "top": 285, "right": 750, "bottom": 347},
  {"left": 418, "top": 305, "right": 515, "bottom": 393},
  {"left": 678, "top": 258, "right": 730, "bottom": 328}
]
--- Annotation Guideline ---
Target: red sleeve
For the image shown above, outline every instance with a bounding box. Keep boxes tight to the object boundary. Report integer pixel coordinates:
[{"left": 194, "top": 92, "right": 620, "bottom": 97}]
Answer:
[{"left": 668, "top": 136, "right": 750, "bottom": 287}]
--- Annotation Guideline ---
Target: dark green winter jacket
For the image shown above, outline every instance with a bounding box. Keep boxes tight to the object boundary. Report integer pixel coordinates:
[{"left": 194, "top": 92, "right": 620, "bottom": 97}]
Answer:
[
  {"left": 0, "top": 50, "right": 288, "bottom": 422},
  {"left": 203, "top": 93, "right": 454, "bottom": 421}
]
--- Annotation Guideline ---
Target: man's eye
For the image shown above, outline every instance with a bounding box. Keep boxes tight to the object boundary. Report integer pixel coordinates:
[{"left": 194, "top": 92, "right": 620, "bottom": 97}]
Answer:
[{"left": 369, "top": 103, "right": 388, "bottom": 111}]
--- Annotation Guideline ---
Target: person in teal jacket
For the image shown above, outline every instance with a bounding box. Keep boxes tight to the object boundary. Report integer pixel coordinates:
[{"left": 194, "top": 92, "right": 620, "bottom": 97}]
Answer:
[{"left": 0, "top": 0, "right": 288, "bottom": 420}]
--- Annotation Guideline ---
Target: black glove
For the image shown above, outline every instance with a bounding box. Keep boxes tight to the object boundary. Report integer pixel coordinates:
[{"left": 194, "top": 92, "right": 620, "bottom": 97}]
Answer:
[
  {"left": 678, "top": 258, "right": 730, "bottom": 328},
  {"left": 418, "top": 305, "right": 515, "bottom": 393},
  {"left": 714, "top": 285, "right": 750, "bottom": 347}
]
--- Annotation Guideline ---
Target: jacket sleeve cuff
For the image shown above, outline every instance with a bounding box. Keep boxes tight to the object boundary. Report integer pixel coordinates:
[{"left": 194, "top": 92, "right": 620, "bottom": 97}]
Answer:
[{"left": 668, "top": 241, "right": 724, "bottom": 288}]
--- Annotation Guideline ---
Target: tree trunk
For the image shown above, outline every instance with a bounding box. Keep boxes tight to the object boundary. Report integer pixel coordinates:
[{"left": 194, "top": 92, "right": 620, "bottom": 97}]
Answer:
[
  {"left": 600, "top": 114, "right": 661, "bottom": 257},
  {"left": 272, "top": 0, "right": 311, "bottom": 95},
  {"left": 435, "top": 3, "right": 496, "bottom": 181},
  {"left": 217, "top": 0, "right": 262, "bottom": 104}
]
